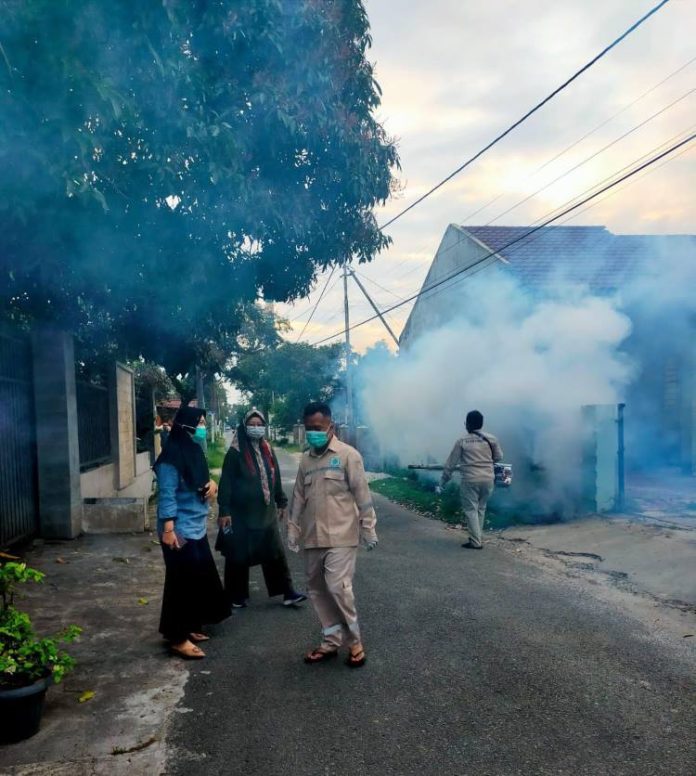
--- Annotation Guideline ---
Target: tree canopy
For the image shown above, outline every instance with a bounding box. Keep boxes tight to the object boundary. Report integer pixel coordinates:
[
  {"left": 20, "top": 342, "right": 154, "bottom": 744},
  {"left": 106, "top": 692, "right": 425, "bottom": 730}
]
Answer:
[
  {"left": 232, "top": 341, "right": 344, "bottom": 429},
  {"left": 0, "top": 0, "right": 398, "bottom": 374}
]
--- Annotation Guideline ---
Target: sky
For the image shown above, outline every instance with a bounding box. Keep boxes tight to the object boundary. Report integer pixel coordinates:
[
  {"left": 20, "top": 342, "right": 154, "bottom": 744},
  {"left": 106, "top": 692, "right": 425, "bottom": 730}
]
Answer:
[{"left": 277, "top": 0, "right": 696, "bottom": 353}]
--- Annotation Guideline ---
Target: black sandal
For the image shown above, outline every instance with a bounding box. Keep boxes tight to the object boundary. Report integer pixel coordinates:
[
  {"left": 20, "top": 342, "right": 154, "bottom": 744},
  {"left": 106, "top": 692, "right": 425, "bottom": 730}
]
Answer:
[
  {"left": 304, "top": 648, "right": 338, "bottom": 664},
  {"left": 346, "top": 648, "right": 367, "bottom": 668}
]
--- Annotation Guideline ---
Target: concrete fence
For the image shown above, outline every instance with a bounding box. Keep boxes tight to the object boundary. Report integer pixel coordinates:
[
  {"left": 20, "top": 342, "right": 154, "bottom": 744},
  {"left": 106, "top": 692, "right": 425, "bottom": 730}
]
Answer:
[{"left": 25, "top": 331, "right": 153, "bottom": 541}]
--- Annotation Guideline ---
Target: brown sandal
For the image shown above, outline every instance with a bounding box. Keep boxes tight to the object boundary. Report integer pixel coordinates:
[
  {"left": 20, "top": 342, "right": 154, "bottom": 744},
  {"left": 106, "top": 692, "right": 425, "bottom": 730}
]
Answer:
[
  {"left": 170, "top": 640, "right": 206, "bottom": 660},
  {"left": 304, "top": 648, "right": 338, "bottom": 664},
  {"left": 346, "top": 648, "right": 367, "bottom": 668}
]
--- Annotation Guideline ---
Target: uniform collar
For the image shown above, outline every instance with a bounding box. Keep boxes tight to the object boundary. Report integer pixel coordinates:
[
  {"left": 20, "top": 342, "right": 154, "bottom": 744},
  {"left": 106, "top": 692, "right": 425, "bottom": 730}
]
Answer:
[{"left": 309, "top": 434, "right": 342, "bottom": 458}]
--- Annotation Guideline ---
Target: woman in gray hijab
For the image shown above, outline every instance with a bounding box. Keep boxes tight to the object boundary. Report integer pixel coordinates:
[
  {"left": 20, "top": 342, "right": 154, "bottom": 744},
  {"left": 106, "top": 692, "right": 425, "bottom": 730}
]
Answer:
[{"left": 216, "top": 409, "right": 306, "bottom": 608}]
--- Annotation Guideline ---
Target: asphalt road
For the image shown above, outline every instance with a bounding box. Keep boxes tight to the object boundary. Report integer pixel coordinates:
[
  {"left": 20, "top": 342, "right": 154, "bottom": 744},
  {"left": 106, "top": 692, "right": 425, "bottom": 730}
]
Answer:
[{"left": 167, "top": 451, "right": 696, "bottom": 776}]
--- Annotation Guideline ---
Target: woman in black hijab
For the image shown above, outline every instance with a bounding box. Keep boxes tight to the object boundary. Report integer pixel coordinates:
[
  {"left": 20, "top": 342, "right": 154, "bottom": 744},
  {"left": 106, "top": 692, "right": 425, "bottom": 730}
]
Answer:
[{"left": 154, "top": 405, "right": 229, "bottom": 659}]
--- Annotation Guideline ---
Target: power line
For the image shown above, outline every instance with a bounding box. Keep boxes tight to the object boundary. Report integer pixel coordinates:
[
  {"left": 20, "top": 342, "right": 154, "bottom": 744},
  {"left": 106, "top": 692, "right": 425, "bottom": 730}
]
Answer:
[
  {"left": 486, "top": 87, "right": 696, "bottom": 225},
  {"left": 536, "top": 53, "right": 696, "bottom": 173},
  {"left": 369, "top": 66, "right": 695, "bottom": 294},
  {"left": 384, "top": 56, "right": 696, "bottom": 286},
  {"left": 294, "top": 266, "right": 336, "bottom": 342},
  {"left": 406, "top": 128, "right": 696, "bottom": 311},
  {"left": 519, "top": 121, "right": 696, "bottom": 229},
  {"left": 377, "top": 0, "right": 672, "bottom": 232},
  {"left": 403, "top": 124, "right": 696, "bottom": 308},
  {"left": 458, "top": 53, "right": 696, "bottom": 226},
  {"left": 553, "top": 138, "right": 696, "bottom": 227},
  {"left": 285, "top": 271, "right": 342, "bottom": 323},
  {"left": 353, "top": 269, "right": 406, "bottom": 302},
  {"left": 388, "top": 118, "right": 696, "bottom": 297},
  {"left": 310, "top": 130, "right": 696, "bottom": 346},
  {"left": 291, "top": 2, "right": 674, "bottom": 333},
  {"left": 439, "top": 138, "right": 696, "bottom": 300}
]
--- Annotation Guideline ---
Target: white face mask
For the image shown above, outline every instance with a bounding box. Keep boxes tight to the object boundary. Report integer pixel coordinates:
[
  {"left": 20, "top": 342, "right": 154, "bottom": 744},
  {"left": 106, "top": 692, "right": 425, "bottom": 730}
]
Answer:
[{"left": 246, "top": 426, "right": 266, "bottom": 440}]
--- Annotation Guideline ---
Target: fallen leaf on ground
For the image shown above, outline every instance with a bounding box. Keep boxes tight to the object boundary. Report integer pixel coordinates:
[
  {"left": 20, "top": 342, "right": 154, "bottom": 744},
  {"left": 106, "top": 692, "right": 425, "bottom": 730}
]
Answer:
[
  {"left": 137, "top": 597, "right": 149, "bottom": 605},
  {"left": 78, "top": 690, "right": 95, "bottom": 703},
  {"left": 684, "top": 634, "right": 694, "bottom": 638},
  {"left": 55, "top": 557, "right": 67, "bottom": 564},
  {"left": 112, "top": 557, "right": 129, "bottom": 564}
]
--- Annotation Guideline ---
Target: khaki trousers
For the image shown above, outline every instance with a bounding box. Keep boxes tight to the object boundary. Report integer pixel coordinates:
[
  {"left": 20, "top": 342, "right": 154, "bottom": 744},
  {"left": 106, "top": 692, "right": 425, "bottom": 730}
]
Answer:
[
  {"left": 460, "top": 480, "right": 494, "bottom": 548},
  {"left": 304, "top": 547, "right": 360, "bottom": 649}
]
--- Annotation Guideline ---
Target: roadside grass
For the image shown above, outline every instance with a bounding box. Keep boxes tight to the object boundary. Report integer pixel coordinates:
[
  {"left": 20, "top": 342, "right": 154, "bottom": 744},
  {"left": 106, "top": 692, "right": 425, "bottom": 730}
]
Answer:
[
  {"left": 369, "top": 475, "right": 524, "bottom": 530},
  {"left": 369, "top": 477, "right": 441, "bottom": 519}
]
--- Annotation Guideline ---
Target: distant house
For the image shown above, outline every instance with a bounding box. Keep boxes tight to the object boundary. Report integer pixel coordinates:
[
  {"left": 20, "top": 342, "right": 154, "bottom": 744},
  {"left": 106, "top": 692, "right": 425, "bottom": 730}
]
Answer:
[{"left": 399, "top": 224, "right": 696, "bottom": 476}]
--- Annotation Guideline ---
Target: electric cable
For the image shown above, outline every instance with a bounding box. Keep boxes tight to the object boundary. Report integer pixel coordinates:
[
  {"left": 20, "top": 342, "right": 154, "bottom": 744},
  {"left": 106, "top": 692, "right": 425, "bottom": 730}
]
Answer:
[
  {"left": 377, "top": 0, "right": 672, "bottom": 232},
  {"left": 486, "top": 87, "right": 695, "bottom": 225},
  {"left": 535, "top": 53, "right": 696, "bottom": 174},
  {"left": 353, "top": 269, "right": 406, "bottom": 302},
  {"left": 438, "top": 139, "right": 696, "bottom": 300},
  {"left": 285, "top": 271, "right": 342, "bottom": 323},
  {"left": 386, "top": 118, "right": 696, "bottom": 296},
  {"left": 453, "top": 54, "right": 696, "bottom": 227},
  {"left": 384, "top": 75, "right": 696, "bottom": 289},
  {"left": 290, "top": 0, "right": 676, "bottom": 336},
  {"left": 309, "top": 130, "right": 696, "bottom": 346},
  {"left": 403, "top": 127, "right": 696, "bottom": 307},
  {"left": 294, "top": 266, "right": 336, "bottom": 342}
]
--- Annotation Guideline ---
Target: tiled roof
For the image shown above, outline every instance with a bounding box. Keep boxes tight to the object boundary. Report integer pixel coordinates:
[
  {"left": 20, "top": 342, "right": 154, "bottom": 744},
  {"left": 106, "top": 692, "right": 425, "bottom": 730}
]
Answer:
[{"left": 462, "top": 225, "right": 695, "bottom": 293}]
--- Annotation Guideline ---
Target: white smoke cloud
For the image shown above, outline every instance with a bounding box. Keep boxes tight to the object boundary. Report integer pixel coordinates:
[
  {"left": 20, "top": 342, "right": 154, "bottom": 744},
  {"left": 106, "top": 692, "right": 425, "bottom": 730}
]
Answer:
[{"left": 357, "top": 271, "right": 636, "bottom": 513}]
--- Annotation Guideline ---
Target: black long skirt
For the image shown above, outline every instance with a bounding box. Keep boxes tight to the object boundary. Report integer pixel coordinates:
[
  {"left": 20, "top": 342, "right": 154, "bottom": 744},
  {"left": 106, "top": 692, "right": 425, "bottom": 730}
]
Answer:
[{"left": 159, "top": 535, "right": 230, "bottom": 643}]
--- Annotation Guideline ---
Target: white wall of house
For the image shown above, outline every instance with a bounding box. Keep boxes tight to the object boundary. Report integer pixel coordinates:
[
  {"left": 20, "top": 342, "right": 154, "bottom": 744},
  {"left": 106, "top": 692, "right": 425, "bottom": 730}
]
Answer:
[{"left": 399, "top": 224, "right": 503, "bottom": 349}]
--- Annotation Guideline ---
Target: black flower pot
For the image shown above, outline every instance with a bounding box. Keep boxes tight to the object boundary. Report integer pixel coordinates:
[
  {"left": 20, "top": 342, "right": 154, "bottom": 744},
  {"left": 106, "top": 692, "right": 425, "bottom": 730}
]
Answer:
[{"left": 0, "top": 676, "right": 52, "bottom": 744}]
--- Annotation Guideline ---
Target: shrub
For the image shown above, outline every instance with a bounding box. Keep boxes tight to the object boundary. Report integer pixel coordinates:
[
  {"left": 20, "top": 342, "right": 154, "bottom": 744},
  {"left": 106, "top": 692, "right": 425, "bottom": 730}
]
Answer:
[{"left": 0, "top": 562, "right": 81, "bottom": 688}]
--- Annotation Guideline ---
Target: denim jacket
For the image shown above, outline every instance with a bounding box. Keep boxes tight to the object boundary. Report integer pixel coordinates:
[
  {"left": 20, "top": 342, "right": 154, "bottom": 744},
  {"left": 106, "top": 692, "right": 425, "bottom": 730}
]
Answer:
[{"left": 155, "top": 462, "right": 209, "bottom": 540}]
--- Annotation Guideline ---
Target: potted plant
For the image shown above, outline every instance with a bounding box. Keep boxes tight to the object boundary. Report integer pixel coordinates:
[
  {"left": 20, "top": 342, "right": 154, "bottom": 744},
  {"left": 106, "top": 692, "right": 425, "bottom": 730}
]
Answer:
[{"left": 0, "top": 561, "right": 81, "bottom": 744}]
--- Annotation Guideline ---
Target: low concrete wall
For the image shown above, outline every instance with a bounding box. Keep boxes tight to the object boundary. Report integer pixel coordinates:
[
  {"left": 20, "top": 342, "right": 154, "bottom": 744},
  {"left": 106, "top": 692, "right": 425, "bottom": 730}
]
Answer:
[
  {"left": 81, "top": 463, "right": 117, "bottom": 499},
  {"left": 81, "top": 454, "right": 153, "bottom": 500},
  {"left": 81, "top": 452, "right": 154, "bottom": 534},
  {"left": 82, "top": 497, "right": 149, "bottom": 534}
]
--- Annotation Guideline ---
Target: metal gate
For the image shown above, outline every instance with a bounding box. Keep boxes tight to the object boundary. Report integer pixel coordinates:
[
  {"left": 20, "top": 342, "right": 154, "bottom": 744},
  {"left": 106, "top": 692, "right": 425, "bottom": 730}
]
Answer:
[{"left": 0, "top": 328, "right": 39, "bottom": 546}]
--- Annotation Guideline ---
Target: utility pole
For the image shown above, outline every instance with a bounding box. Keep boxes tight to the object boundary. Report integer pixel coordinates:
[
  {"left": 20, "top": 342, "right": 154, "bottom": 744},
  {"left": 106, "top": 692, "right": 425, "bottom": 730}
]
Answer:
[{"left": 343, "top": 263, "right": 354, "bottom": 435}]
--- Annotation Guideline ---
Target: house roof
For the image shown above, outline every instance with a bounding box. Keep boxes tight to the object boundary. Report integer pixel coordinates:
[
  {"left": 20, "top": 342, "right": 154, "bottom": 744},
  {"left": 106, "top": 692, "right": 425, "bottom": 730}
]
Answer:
[
  {"left": 400, "top": 223, "right": 696, "bottom": 345},
  {"left": 462, "top": 225, "right": 636, "bottom": 293}
]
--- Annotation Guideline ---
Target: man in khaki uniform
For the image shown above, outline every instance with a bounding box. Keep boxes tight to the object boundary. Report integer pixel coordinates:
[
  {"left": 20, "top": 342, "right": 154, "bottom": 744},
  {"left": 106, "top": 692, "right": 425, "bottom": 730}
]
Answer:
[
  {"left": 439, "top": 410, "right": 503, "bottom": 550},
  {"left": 288, "top": 401, "right": 377, "bottom": 668}
]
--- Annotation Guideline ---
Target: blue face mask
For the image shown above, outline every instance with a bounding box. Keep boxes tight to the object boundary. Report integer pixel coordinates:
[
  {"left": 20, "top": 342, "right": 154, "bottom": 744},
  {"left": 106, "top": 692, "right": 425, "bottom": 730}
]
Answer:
[
  {"left": 193, "top": 426, "right": 207, "bottom": 443},
  {"left": 306, "top": 430, "right": 329, "bottom": 448}
]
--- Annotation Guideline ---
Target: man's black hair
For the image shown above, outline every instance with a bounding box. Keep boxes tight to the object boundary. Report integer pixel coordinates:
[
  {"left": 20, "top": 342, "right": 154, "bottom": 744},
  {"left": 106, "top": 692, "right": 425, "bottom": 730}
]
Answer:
[
  {"left": 303, "top": 401, "right": 332, "bottom": 419},
  {"left": 466, "top": 410, "right": 484, "bottom": 432}
]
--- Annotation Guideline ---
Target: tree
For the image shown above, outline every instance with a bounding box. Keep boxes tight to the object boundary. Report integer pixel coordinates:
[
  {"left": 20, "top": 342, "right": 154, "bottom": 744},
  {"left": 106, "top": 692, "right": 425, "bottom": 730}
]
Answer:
[
  {"left": 0, "top": 0, "right": 399, "bottom": 374},
  {"left": 232, "top": 342, "right": 343, "bottom": 430}
]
